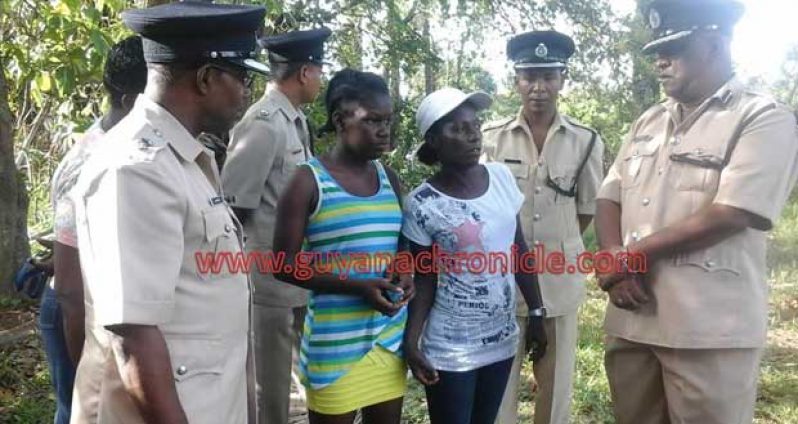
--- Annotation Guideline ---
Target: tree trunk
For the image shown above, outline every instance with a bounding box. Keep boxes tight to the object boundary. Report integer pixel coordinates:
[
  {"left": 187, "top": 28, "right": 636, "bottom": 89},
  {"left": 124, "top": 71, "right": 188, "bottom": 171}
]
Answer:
[
  {"left": 0, "top": 58, "right": 30, "bottom": 297},
  {"left": 423, "top": 14, "right": 435, "bottom": 95}
]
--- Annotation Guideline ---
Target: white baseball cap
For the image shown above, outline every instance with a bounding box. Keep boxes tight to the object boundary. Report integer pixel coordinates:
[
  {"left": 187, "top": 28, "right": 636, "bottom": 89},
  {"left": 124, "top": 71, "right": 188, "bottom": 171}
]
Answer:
[
  {"left": 415, "top": 88, "right": 492, "bottom": 138},
  {"left": 412, "top": 88, "right": 492, "bottom": 163}
]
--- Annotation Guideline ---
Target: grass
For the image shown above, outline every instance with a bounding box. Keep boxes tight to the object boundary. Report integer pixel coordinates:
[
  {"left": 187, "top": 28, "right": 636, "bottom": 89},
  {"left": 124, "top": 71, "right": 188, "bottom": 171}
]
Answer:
[
  {"left": 2, "top": 207, "right": 798, "bottom": 423},
  {"left": 400, "top": 204, "right": 798, "bottom": 423}
]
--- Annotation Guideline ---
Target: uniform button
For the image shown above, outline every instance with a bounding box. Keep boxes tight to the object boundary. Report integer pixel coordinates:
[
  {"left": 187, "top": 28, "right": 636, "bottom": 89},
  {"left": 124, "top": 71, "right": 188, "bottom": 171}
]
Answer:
[
  {"left": 533, "top": 213, "right": 541, "bottom": 222},
  {"left": 670, "top": 136, "right": 680, "bottom": 145},
  {"left": 535, "top": 186, "right": 542, "bottom": 194},
  {"left": 534, "top": 240, "right": 542, "bottom": 246},
  {"left": 537, "top": 159, "right": 544, "bottom": 166},
  {"left": 631, "top": 231, "right": 640, "bottom": 241},
  {"left": 658, "top": 167, "right": 664, "bottom": 175},
  {"left": 224, "top": 224, "right": 233, "bottom": 233},
  {"left": 153, "top": 129, "right": 162, "bottom": 137},
  {"left": 642, "top": 198, "right": 651, "bottom": 206},
  {"left": 176, "top": 365, "right": 187, "bottom": 376},
  {"left": 705, "top": 260, "right": 715, "bottom": 268}
]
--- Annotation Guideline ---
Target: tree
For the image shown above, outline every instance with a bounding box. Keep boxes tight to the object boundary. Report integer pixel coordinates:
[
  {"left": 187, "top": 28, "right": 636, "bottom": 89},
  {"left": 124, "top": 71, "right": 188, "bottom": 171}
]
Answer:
[
  {"left": 1, "top": 0, "right": 130, "bottom": 294},
  {"left": 0, "top": 56, "right": 30, "bottom": 297}
]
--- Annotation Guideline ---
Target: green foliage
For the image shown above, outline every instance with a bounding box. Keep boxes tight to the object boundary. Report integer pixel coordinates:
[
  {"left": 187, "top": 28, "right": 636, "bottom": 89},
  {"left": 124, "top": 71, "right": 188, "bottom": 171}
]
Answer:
[{"left": 1, "top": 0, "right": 136, "bottom": 229}]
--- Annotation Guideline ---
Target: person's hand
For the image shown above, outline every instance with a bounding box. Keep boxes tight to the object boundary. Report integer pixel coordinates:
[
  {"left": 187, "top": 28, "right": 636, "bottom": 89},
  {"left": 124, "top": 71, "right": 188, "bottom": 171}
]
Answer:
[
  {"left": 406, "top": 348, "right": 439, "bottom": 386},
  {"left": 31, "top": 252, "right": 55, "bottom": 277},
  {"left": 390, "top": 271, "right": 416, "bottom": 304},
  {"left": 525, "top": 316, "right": 547, "bottom": 362},
  {"left": 595, "top": 245, "right": 627, "bottom": 291},
  {"left": 608, "top": 277, "right": 649, "bottom": 310},
  {"left": 358, "top": 278, "right": 405, "bottom": 316}
]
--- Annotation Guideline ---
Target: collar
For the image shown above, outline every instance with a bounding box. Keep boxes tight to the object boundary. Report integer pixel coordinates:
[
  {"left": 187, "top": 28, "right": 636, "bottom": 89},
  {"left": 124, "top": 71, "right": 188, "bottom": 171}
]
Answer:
[
  {"left": 265, "top": 85, "right": 304, "bottom": 122},
  {"left": 510, "top": 107, "right": 573, "bottom": 136},
  {"left": 663, "top": 76, "right": 742, "bottom": 117},
  {"left": 136, "top": 96, "right": 204, "bottom": 163}
]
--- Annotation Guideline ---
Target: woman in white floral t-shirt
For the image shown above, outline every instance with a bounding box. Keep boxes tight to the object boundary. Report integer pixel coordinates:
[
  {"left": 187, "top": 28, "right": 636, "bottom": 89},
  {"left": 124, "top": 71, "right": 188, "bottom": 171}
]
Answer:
[{"left": 402, "top": 88, "right": 547, "bottom": 424}]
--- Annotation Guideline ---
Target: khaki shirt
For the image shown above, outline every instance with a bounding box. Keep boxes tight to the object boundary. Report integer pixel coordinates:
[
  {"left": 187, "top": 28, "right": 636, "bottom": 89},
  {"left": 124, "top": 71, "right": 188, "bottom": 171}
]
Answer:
[
  {"left": 72, "top": 97, "right": 252, "bottom": 424},
  {"left": 222, "top": 87, "right": 311, "bottom": 307},
  {"left": 598, "top": 79, "right": 798, "bottom": 348},
  {"left": 483, "top": 110, "right": 605, "bottom": 316}
]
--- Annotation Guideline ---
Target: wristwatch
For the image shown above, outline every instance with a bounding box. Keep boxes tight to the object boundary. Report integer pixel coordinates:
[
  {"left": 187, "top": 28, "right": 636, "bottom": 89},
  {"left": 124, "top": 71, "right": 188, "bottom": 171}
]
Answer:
[{"left": 529, "top": 306, "right": 547, "bottom": 318}]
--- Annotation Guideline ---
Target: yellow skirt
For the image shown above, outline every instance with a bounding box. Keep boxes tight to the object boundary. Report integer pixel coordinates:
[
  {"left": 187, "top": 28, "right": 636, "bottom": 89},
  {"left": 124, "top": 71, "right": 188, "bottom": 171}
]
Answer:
[{"left": 306, "top": 345, "right": 407, "bottom": 415}]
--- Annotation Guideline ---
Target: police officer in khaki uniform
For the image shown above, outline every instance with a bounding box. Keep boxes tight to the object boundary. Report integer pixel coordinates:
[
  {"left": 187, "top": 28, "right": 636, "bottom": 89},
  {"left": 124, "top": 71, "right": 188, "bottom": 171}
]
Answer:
[
  {"left": 222, "top": 27, "right": 331, "bottom": 424},
  {"left": 71, "top": 3, "right": 267, "bottom": 423},
  {"left": 595, "top": 1, "right": 798, "bottom": 423},
  {"left": 484, "top": 31, "right": 604, "bottom": 424}
]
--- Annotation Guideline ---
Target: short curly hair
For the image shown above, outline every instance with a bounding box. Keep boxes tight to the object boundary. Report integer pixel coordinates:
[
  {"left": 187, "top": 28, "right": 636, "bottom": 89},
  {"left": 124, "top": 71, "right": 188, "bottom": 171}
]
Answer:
[{"left": 103, "top": 35, "right": 147, "bottom": 107}]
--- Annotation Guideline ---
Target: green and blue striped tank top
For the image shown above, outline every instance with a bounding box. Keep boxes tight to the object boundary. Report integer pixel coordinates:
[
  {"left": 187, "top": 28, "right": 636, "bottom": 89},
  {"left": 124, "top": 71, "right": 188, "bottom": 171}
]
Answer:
[{"left": 300, "top": 157, "right": 407, "bottom": 390}]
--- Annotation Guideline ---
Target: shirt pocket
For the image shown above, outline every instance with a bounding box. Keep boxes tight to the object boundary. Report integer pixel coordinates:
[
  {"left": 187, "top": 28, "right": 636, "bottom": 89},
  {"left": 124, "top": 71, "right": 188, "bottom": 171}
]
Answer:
[
  {"left": 167, "top": 337, "right": 225, "bottom": 410},
  {"left": 621, "top": 139, "right": 659, "bottom": 190},
  {"left": 501, "top": 160, "right": 530, "bottom": 201},
  {"left": 198, "top": 208, "right": 239, "bottom": 281},
  {"left": 282, "top": 138, "right": 307, "bottom": 175},
  {"left": 547, "top": 165, "right": 577, "bottom": 204},
  {"left": 668, "top": 146, "right": 723, "bottom": 192},
  {"left": 673, "top": 244, "right": 741, "bottom": 276}
]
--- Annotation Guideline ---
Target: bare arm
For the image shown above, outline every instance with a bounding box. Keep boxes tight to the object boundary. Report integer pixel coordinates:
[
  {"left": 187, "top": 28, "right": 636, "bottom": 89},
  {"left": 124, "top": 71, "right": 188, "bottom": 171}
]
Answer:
[
  {"left": 628, "top": 204, "right": 756, "bottom": 263},
  {"left": 403, "top": 242, "right": 439, "bottom": 385},
  {"left": 513, "top": 216, "right": 547, "bottom": 361},
  {"left": 107, "top": 324, "right": 188, "bottom": 424},
  {"left": 272, "top": 166, "right": 403, "bottom": 315},
  {"left": 513, "top": 216, "right": 544, "bottom": 310},
  {"left": 53, "top": 241, "right": 85, "bottom": 365},
  {"left": 595, "top": 199, "right": 623, "bottom": 251},
  {"left": 403, "top": 242, "right": 436, "bottom": 352}
]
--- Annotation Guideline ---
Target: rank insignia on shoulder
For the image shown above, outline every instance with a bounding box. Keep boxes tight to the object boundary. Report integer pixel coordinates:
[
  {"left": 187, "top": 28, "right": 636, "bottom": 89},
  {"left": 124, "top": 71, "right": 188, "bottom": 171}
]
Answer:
[{"left": 209, "top": 196, "right": 225, "bottom": 206}]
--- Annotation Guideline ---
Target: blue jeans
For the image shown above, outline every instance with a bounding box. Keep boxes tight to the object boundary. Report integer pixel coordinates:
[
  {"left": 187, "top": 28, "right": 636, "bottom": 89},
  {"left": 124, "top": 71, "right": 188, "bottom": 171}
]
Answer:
[
  {"left": 425, "top": 356, "right": 515, "bottom": 424},
  {"left": 39, "top": 285, "right": 76, "bottom": 424}
]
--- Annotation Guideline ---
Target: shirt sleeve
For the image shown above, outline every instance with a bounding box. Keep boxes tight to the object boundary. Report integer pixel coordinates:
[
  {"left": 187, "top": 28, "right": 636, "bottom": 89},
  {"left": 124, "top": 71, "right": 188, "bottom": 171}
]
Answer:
[
  {"left": 54, "top": 195, "right": 78, "bottom": 247},
  {"left": 576, "top": 134, "right": 605, "bottom": 215},
  {"left": 401, "top": 194, "right": 433, "bottom": 246},
  {"left": 494, "top": 163, "right": 525, "bottom": 213},
  {"left": 222, "top": 114, "right": 285, "bottom": 209},
  {"left": 480, "top": 128, "right": 498, "bottom": 163},
  {"left": 597, "top": 132, "right": 634, "bottom": 204},
  {"left": 80, "top": 159, "right": 184, "bottom": 327},
  {"left": 713, "top": 105, "right": 798, "bottom": 228}
]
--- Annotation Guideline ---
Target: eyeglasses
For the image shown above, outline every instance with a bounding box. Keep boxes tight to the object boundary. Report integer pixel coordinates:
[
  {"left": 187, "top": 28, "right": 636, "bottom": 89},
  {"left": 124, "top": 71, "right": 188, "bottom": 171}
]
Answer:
[{"left": 207, "top": 63, "right": 254, "bottom": 88}]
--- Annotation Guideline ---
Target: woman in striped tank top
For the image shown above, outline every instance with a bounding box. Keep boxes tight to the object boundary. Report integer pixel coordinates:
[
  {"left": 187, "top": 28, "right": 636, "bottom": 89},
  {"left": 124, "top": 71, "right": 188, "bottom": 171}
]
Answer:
[{"left": 273, "top": 69, "right": 414, "bottom": 424}]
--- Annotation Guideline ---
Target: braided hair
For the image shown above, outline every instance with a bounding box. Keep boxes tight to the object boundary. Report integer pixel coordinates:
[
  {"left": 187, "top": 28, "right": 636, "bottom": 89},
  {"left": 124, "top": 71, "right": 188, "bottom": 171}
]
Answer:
[
  {"left": 321, "top": 68, "right": 390, "bottom": 133},
  {"left": 103, "top": 35, "right": 147, "bottom": 107}
]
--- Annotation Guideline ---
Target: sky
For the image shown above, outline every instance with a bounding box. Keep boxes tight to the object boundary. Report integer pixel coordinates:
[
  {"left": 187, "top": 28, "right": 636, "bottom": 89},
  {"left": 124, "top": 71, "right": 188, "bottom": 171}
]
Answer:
[{"left": 477, "top": 0, "right": 798, "bottom": 92}]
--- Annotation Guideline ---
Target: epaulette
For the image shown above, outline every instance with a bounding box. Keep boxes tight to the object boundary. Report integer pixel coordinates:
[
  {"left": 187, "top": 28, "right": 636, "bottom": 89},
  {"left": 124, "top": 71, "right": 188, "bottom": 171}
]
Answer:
[
  {"left": 563, "top": 116, "right": 598, "bottom": 139},
  {"left": 253, "top": 103, "right": 280, "bottom": 122},
  {"left": 482, "top": 116, "right": 514, "bottom": 132}
]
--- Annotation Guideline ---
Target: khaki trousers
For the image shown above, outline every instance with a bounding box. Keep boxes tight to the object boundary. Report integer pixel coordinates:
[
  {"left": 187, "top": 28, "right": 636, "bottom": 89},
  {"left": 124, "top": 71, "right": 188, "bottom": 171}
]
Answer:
[
  {"left": 604, "top": 336, "right": 762, "bottom": 424},
  {"left": 254, "top": 304, "right": 306, "bottom": 424},
  {"left": 496, "top": 313, "right": 578, "bottom": 424}
]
